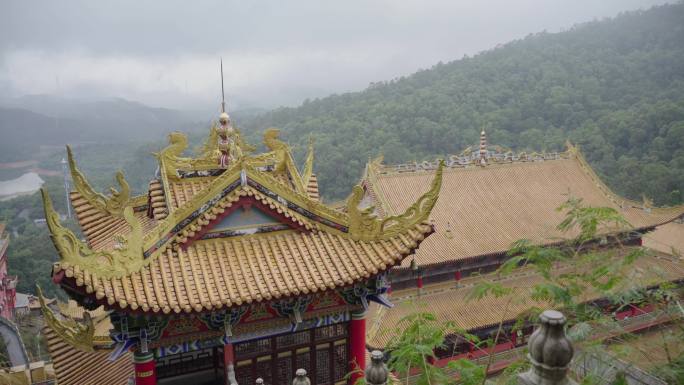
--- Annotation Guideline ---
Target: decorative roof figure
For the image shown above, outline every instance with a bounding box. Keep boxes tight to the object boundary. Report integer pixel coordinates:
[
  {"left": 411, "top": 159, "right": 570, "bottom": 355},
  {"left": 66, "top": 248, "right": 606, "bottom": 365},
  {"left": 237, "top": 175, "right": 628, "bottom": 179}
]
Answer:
[
  {"left": 216, "top": 111, "right": 240, "bottom": 168},
  {"left": 479, "top": 128, "right": 488, "bottom": 166}
]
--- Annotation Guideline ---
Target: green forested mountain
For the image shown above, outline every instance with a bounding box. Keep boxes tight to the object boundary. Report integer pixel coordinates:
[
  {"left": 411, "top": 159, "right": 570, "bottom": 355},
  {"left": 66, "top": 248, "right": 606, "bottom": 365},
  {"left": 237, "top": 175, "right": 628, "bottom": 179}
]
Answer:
[{"left": 244, "top": 3, "right": 684, "bottom": 205}]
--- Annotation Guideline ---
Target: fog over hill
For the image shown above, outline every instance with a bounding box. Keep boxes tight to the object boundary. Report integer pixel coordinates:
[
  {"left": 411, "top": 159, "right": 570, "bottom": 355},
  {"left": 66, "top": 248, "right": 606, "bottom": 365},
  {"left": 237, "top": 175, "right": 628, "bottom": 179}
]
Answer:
[{"left": 1, "top": 0, "right": 668, "bottom": 109}]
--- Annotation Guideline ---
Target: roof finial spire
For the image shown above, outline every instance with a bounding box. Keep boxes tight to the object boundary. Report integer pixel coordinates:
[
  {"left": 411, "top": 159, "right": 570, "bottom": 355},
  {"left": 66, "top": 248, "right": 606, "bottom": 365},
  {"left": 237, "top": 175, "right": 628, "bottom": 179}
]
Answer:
[
  {"left": 479, "top": 125, "right": 488, "bottom": 166},
  {"left": 220, "top": 57, "right": 226, "bottom": 113}
]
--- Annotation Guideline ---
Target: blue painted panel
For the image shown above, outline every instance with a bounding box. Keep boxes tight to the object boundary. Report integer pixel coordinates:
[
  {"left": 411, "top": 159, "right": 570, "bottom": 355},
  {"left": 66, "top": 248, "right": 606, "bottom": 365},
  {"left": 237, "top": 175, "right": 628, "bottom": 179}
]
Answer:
[{"left": 209, "top": 206, "right": 281, "bottom": 232}]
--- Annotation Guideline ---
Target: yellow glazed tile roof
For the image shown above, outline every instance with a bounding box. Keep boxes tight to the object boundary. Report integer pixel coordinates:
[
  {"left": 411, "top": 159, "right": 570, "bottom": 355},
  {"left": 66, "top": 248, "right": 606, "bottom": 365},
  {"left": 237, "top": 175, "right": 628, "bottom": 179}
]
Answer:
[
  {"left": 44, "top": 323, "right": 132, "bottom": 385},
  {"left": 644, "top": 221, "right": 684, "bottom": 256},
  {"left": 57, "top": 300, "right": 108, "bottom": 320},
  {"left": 55, "top": 223, "right": 433, "bottom": 314},
  {"left": 48, "top": 128, "right": 443, "bottom": 316},
  {"left": 167, "top": 178, "right": 214, "bottom": 210},
  {"left": 368, "top": 153, "right": 684, "bottom": 268},
  {"left": 306, "top": 173, "right": 320, "bottom": 201},
  {"left": 367, "top": 251, "right": 684, "bottom": 349},
  {"left": 148, "top": 179, "right": 168, "bottom": 220},
  {"left": 70, "top": 191, "right": 157, "bottom": 251},
  {"left": 43, "top": 300, "right": 130, "bottom": 385}
]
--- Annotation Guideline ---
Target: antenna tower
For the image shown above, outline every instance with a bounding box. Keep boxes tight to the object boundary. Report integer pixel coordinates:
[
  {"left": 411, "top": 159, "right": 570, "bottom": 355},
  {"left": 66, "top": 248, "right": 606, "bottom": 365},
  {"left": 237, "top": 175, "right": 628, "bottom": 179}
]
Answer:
[
  {"left": 220, "top": 58, "right": 226, "bottom": 113},
  {"left": 61, "top": 156, "right": 72, "bottom": 219}
]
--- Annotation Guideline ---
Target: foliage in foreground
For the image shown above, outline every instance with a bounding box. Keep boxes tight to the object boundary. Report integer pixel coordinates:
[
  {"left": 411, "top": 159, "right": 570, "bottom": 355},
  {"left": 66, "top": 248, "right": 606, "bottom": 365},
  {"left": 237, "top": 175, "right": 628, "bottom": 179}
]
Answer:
[{"left": 379, "top": 198, "right": 684, "bottom": 385}]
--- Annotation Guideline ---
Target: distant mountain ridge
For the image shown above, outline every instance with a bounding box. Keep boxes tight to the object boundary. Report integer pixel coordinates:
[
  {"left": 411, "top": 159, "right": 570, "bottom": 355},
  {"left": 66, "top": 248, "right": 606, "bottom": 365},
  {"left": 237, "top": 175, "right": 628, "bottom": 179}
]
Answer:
[
  {"left": 0, "top": 95, "right": 202, "bottom": 163},
  {"left": 243, "top": 3, "right": 684, "bottom": 205}
]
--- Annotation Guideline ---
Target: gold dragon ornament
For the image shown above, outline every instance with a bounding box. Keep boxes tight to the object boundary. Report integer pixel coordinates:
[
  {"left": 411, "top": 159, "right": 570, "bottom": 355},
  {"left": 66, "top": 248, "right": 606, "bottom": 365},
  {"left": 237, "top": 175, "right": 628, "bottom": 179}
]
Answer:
[
  {"left": 347, "top": 160, "right": 444, "bottom": 241},
  {"left": 42, "top": 187, "right": 146, "bottom": 279},
  {"left": 302, "top": 136, "right": 315, "bottom": 185},
  {"left": 37, "top": 285, "right": 95, "bottom": 352},
  {"left": 263, "top": 128, "right": 290, "bottom": 177},
  {"left": 67, "top": 145, "right": 130, "bottom": 216}
]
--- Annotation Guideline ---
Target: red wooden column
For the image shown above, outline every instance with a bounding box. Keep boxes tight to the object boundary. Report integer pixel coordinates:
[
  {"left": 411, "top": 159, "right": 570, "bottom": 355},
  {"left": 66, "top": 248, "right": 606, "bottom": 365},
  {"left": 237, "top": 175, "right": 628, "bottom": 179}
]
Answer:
[
  {"left": 133, "top": 350, "right": 156, "bottom": 385},
  {"left": 224, "top": 343, "right": 235, "bottom": 381},
  {"left": 349, "top": 309, "right": 367, "bottom": 384}
]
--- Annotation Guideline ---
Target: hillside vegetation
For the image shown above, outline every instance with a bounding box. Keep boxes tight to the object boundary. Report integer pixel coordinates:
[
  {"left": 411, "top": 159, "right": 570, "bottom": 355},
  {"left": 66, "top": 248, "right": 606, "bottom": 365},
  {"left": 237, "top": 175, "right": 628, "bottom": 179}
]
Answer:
[{"left": 244, "top": 3, "right": 684, "bottom": 205}]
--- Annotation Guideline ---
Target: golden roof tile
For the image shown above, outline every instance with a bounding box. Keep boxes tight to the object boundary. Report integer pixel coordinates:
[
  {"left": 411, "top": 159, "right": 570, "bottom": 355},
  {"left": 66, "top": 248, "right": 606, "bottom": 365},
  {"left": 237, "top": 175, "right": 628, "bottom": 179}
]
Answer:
[
  {"left": 644, "top": 221, "right": 684, "bottom": 256},
  {"left": 44, "top": 323, "right": 131, "bottom": 385},
  {"left": 306, "top": 173, "right": 320, "bottom": 201},
  {"left": 367, "top": 150, "right": 684, "bottom": 268},
  {"left": 70, "top": 190, "right": 157, "bottom": 251},
  {"left": 55, "top": 224, "right": 432, "bottom": 314}
]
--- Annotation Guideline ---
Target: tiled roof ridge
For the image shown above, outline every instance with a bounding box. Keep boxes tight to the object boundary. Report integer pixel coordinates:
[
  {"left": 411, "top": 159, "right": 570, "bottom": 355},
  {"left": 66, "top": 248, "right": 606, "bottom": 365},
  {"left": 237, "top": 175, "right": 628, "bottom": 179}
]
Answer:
[
  {"left": 362, "top": 158, "right": 390, "bottom": 218},
  {"left": 373, "top": 146, "right": 571, "bottom": 175},
  {"left": 571, "top": 146, "right": 684, "bottom": 215},
  {"left": 147, "top": 179, "right": 168, "bottom": 220},
  {"left": 305, "top": 173, "right": 320, "bottom": 201},
  {"left": 370, "top": 144, "right": 684, "bottom": 217}
]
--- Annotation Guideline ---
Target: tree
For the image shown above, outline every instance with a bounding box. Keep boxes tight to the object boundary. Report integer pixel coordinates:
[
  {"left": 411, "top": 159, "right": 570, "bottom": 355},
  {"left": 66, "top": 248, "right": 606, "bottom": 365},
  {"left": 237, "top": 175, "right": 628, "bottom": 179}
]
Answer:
[{"left": 375, "top": 197, "right": 683, "bottom": 384}]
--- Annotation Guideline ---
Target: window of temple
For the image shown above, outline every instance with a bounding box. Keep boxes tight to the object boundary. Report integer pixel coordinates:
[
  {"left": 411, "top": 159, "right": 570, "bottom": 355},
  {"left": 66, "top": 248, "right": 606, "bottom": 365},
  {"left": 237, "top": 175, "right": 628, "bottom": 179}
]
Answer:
[{"left": 233, "top": 322, "right": 349, "bottom": 385}]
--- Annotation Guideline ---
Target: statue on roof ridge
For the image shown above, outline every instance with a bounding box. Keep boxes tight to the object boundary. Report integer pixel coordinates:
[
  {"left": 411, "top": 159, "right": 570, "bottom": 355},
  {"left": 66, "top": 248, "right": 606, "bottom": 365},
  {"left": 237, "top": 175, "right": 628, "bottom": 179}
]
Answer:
[
  {"left": 196, "top": 113, "right": 254, "bottom": 167},
  {"left": 216, "top": 112, "right": 241, "bottom": 168},
  {"left": 67, "top": 145, "right": 130, "bottom": 217}
]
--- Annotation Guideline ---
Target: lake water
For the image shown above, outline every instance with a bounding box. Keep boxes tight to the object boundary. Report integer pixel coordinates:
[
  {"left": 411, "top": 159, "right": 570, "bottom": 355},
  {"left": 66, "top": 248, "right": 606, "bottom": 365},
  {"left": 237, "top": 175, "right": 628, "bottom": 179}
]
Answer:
[{"left": 0, "top": 172, "right": 45, "bottom": 200}]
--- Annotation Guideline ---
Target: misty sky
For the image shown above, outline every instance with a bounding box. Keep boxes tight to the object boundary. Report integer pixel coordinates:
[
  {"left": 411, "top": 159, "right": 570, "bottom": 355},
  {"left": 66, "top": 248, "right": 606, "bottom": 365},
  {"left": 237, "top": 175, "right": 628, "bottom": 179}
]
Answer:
[{"left": 0, "top": 0, "right": 671, "bottom": 111}]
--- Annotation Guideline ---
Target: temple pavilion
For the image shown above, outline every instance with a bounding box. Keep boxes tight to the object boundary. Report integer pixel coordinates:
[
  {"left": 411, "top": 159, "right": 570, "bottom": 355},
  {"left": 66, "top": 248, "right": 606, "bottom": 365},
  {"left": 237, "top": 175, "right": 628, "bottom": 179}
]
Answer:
[
  {"left": 39, "top": 111, "right": 443, "bottom": 385},
  {"left": 361, "top": 131, "right": 684, "bottom": 360},
  {"left": 39, "top": 118, "right": 684, "bottom": 383}
]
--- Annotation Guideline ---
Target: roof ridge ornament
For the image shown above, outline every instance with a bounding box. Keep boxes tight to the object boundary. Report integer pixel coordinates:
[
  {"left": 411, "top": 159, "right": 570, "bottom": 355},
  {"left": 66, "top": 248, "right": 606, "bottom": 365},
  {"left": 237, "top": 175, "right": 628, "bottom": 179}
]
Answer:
[
  {"left": 347, "top": 160, "right": 443, "bottom": 241},
  {"left": 41, "top": 188, "right": 147, "bottom": 279},
  {"left": 37, "top": 285, "right": 95, "bottom": 353},
  {"left": 302, "top": 136, "right": 315, "bottom": 184},
  {"left": 67, "top": 145, "right": 130, "bottom": 217},
  {"left": 479, "top": 127, "right": 488, "bottom": 166},
  {"left": 263, "top": 128, "right": 289, "bottom": 177}
]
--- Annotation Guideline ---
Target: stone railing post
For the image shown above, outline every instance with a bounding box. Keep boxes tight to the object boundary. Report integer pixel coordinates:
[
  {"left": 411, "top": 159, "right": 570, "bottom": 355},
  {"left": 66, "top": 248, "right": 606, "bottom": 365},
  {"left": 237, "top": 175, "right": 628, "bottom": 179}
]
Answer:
[
  {"left": 292, "top": 368, "right": 310, "bottom": 385},
  {"left": 518, "top": 310, "right": 577, "bottom": 385},
  {"left": 365, "top": 350, "right": 389, "bottom": 385}
]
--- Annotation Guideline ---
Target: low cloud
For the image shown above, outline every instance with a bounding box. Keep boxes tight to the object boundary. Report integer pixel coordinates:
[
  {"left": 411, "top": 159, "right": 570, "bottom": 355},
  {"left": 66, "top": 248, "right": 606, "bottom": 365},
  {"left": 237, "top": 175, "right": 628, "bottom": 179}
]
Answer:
[{"left": 0, "top": 0, "right": 669, "bottom": 109}]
